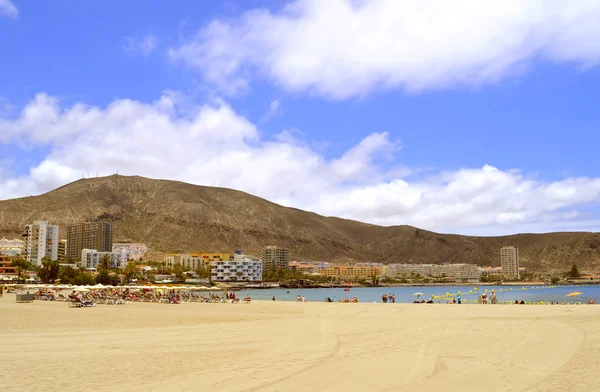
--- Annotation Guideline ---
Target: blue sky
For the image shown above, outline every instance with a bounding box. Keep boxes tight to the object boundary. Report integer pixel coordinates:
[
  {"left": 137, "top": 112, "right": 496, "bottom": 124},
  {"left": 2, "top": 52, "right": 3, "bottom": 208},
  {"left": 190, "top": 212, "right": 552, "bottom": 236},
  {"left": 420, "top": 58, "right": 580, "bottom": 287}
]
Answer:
[{"left": 1, "top": 0, "right": 600, "bottom": 235}]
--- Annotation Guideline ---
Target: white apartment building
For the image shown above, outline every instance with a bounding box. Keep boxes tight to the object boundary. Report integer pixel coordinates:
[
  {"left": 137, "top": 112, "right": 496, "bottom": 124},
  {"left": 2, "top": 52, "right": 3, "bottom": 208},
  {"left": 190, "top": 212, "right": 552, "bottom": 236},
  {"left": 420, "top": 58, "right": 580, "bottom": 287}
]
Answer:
[
  {"left": 163, "top": 254, "right": 207, "bottom": 270},
  {"left": 0, "top": 237, "right": 25, "bottom": 256},
  {"left": 211, "top": 254, "right": 262, "bottom": 282},
  {"left": 112, "top": 243, "right": 148, "bottom": 260},
  {"left": 500, "top": 246, "right": 520, "bottom": 280},
  {"left": 438, "top": 263, "right": 480, "bottom": 279},
  {"left": 81, "top": 249, "right": 129, "bottom": 269},
  {"left": 22, "top": 221, "right": 59, "bottom": 266},
  {"left": 385, "top": 263, "right": 481, "bottom": 279},
  {"left": 386, "top": 263, "right": 439, "bottom": 278}
]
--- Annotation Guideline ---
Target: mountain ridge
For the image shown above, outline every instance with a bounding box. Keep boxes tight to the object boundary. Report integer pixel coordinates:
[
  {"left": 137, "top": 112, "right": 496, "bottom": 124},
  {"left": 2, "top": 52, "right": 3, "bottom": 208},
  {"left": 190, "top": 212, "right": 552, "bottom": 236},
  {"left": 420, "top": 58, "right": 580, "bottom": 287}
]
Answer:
[{"left": 1, "top": 174, "right": 599, "bottom": 272}]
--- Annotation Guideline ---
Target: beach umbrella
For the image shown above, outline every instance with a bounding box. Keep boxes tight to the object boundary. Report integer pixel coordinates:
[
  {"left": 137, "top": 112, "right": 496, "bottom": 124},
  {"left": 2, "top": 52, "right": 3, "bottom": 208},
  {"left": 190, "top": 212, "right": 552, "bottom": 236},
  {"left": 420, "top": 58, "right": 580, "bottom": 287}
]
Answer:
[
  {"left": 566, "top": 292, "right": 582, "bottom": 297},
  {"left": 413, "top": 292, "right": 424, "bottom": 298}
]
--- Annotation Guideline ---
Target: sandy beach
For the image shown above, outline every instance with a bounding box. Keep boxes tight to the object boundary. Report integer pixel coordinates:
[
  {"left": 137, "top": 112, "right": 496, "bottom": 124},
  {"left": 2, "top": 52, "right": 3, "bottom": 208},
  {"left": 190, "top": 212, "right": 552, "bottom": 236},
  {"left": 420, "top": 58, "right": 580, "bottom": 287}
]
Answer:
[{"left": 2, "top": 294, "right": 599, "bottom": 392}]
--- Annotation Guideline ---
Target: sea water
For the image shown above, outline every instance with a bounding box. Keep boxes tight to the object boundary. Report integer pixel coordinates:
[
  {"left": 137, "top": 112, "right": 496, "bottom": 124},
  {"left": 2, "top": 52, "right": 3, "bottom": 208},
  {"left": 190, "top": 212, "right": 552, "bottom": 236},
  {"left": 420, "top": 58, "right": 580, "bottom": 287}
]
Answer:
[{"left": 237, "top": 284, "right": 600, "bottom": 304}]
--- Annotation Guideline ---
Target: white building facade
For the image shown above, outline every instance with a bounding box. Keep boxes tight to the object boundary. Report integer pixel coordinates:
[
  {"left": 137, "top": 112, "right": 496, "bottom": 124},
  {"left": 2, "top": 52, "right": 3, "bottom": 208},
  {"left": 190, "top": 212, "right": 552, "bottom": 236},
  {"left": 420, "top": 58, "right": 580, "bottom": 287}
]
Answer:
[
  {"left": 22, "top": 221, "right": 59, "bottom": 266},
  {"left": 500, "top": 246, "right": 520, "bottom": 280},
  {"left": 81, "top": 249, "right": 129, "bottom": 269},
  {"left": 0, "top": 238, "right": 25, "bottom": 256},
  {"left": 112, "top": 243, "right": 148, "bottom": 260},
  {"left": 385, "top": 263, "right": 480, "bottom": 280},
  {"left": 211, "top": 255, "right": 262, "bottom": 282}
]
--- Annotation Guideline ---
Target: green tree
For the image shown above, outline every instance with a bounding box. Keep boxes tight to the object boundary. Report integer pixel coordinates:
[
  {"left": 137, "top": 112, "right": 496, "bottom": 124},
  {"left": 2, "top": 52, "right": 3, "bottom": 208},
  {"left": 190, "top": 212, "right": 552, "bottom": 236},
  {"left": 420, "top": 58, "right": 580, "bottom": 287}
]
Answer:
[
  {"left": 567, "top": 264, "right": 581, "bottom": 278},
  {"left": 95, "top": 269, "right": 112, "bottom": 285},
  {"left": 12, "top": 257, "right": 34, "bottom": 271},
  {"left": 123, "top": 263, "right": 138, "bottom": 283},
  {"left": 99, "top": 254, "right": 111, "bottom": 271},
  {"left": 38, "top": 256, "right": 60, "bottom": 283},
  {"left": 172, "top": 264, "right": 185, "bottom": 282},
  {"left": 57, "top": 266, "right": 79, "bottom": 284},
  {"left": 72, "top": 273, "right": 95, "bottom": 286},
  {"left": 550, "top": 276, "right": 560, "bottom": 284}
]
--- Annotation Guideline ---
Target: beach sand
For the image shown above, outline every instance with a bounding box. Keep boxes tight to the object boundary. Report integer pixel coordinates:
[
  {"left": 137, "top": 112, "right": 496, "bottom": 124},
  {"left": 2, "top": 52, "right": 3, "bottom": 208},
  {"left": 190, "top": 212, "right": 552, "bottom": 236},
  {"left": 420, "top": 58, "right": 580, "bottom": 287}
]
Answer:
[{"left": 2, "top": 294, "right": 599, "bottom": 392}]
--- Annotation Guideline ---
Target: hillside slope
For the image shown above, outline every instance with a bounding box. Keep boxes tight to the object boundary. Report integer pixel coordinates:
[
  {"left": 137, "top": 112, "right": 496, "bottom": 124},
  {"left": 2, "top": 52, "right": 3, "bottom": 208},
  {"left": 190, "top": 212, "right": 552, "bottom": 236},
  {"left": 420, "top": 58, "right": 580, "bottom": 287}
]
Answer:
[{"left": 1, "top": 175, "right": 599, "bottom": 272}]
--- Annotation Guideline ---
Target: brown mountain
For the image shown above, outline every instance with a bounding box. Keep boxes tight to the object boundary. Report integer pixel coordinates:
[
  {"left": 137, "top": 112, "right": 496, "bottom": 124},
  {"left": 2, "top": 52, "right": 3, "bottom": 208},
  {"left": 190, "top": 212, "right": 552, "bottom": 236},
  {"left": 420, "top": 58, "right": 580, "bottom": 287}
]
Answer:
[{"left": 1, "top": 175, "right": 599, "bottom": 272}]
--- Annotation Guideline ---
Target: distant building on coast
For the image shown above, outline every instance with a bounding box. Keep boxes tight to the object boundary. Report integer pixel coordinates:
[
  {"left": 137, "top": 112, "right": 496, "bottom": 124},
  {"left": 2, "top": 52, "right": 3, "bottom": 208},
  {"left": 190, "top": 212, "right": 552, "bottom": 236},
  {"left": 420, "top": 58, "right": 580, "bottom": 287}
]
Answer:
[
  {"left": 81, "top": 249, "right": 128, "bottom": 269},
  {"left": 163, "top": 253, "right": 233, "bottom": 270},
  {"left": 385, "top": 263, "right": 480, "bottom": 280},
  {"left": 211, "top": 253, "right": 262, "bottom": 282},
  {"left": 0, "top": 238, "right": 24, "bottom": 256},
  {"left": 66, "top": 221, "right": 113, "bottom": 262},
  {"left": 289, "top": 260, "right": 330, "bottom": 274},
  {"left": 57, "top": 239, "right": 67, "bottom": 262},
  {"left": 261, "top": 246, "right": 290, "bottom": 270},
  {"left": 0, "top": 255, "right": 19, "bottom": 279},
  {"left": 112, "top": 243, "right": 148, "bottom": 260},
  {"left": 500, "top": 246, "right": 520, "bottom": 280},
  {"left": 320, "top": 265, "right": 381, "bottom": 281},
  {"left": 22, "top": 221, "right": 59, "bottom": 265}
]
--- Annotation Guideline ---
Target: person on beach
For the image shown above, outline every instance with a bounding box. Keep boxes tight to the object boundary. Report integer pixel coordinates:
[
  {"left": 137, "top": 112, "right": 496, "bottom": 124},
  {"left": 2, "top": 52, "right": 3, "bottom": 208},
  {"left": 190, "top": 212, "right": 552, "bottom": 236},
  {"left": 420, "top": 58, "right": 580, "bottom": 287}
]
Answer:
[
  {"left": 387, "top": 293, "right": 392, "bottom": 303},
  {"left": 352, "top": 296, "right": 358, "bottom": 303},
  {"left": 481, "top": 293, "right": 488, "bottom": 304},
  {"left": 272, "top": 295, "right": 276, "bottom": 301},
  {"left": 297, "top": 295, "right": 302, "bottom": 302},
  {"left": 391, "top": 294, "right": 396, "bottom": 303},
  {"left": 382, "top": 294, "right": 387, "bottom": 303},
  {"left": 490, "top": 291, "right": 497, "bottom": 304},
  {"left": 457, "top": 293, "right": 461, "bottom": 304}
]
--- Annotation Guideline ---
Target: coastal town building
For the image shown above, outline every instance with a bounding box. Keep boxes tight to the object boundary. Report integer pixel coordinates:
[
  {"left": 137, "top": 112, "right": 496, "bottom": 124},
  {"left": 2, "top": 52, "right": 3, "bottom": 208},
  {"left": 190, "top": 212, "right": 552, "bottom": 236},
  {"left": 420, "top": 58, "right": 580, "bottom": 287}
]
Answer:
[
  {"left": 478, "top": 266, "right": 503, "bottom": 277},
  {"left": 57, "top": 239, "right": 67, "bottom": 262},
  {"left": 211, "top": 253, "right": 262, "bottom": 282},
  {"left": 163, "top": 253, "right": 233, "bottom": 270},
  {"left": 500, "top": 246, "right": 520, "bottom": 280},
  {"left": 66, "top": 221, "right": 113, "bottom": 262},
  {"left": 261, "top": 246, "right": 290, "bottom": 270},
  {"left": 385, "top": 263, "right": 480, "bottom": 280},
  {"left": 320, "top": 265, "right": 381, "bottom": 281},
  {"left": 289, "top": 261, "right": 331, "bottom": 274},
  {"left": 81, "top": 249, "right": 128, "bottom": 270},
  {"left": 385, "top": 263, "right": 438, "bottom": 278},
  {"left": 0, "top": 238, "right": 25, "bottom": 256},
  {"left": 22, "top": 221, "right": 59, "bottom": 265},
  {"left": 112, "top": 243, "right": 148, "bottom": 260},
  {"left": 0, "top": 255, "right": 18, "bottom": 279}
]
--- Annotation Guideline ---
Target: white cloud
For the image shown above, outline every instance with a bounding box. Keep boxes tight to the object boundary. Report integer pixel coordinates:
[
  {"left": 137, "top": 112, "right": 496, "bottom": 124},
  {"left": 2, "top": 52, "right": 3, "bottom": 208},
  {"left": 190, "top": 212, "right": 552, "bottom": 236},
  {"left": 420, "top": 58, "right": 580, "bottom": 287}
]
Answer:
[
  {"left": 169, "top": 0, "right": 600, "bottom": 99},
  {"left": 124, "top": 34, "right": 157, "bottom": 55},
  {"left": 2, "top": 93, "right": 600, "bottom": 235},
  {"left": 0, "top": 0, "right": 18, "bottom": 19},
  {"left": 259, "top": 99, "right": 282, "bottom": 124}
]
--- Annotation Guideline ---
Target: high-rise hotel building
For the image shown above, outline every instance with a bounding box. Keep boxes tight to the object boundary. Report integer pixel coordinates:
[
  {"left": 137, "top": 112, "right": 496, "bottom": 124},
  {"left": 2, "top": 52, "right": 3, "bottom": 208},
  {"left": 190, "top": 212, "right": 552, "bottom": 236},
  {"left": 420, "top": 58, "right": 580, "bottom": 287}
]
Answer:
[
  {"left": 261, "top": 246, "right": 290, "bottom": 270},
  {"left": 22, "top": 221, "right": 59, "bottom": 265},
  {"left": 66, "top": 221, "right": 113, "bottom": 262},
  {"left": 500, "top": 246, "right": 520, "bottom": 280}
]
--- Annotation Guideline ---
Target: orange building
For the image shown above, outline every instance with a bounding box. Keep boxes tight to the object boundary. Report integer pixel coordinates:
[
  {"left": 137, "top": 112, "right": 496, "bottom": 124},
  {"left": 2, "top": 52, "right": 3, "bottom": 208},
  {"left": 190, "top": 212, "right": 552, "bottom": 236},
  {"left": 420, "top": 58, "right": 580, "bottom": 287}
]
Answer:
[
  {"left": 0, "top": 255, "right": 18, "bottom": 277},
  {"left": 320, "top": 265, "right": 381, "bottom": 281}
]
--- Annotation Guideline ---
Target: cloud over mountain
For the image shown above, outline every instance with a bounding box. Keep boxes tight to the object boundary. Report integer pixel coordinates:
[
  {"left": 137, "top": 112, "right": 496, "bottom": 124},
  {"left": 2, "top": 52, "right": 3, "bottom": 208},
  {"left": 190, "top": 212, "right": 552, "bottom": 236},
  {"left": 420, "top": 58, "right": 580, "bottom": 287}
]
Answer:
[{"left": 2, "top": 92, "right": 600, "bottom": 235}]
